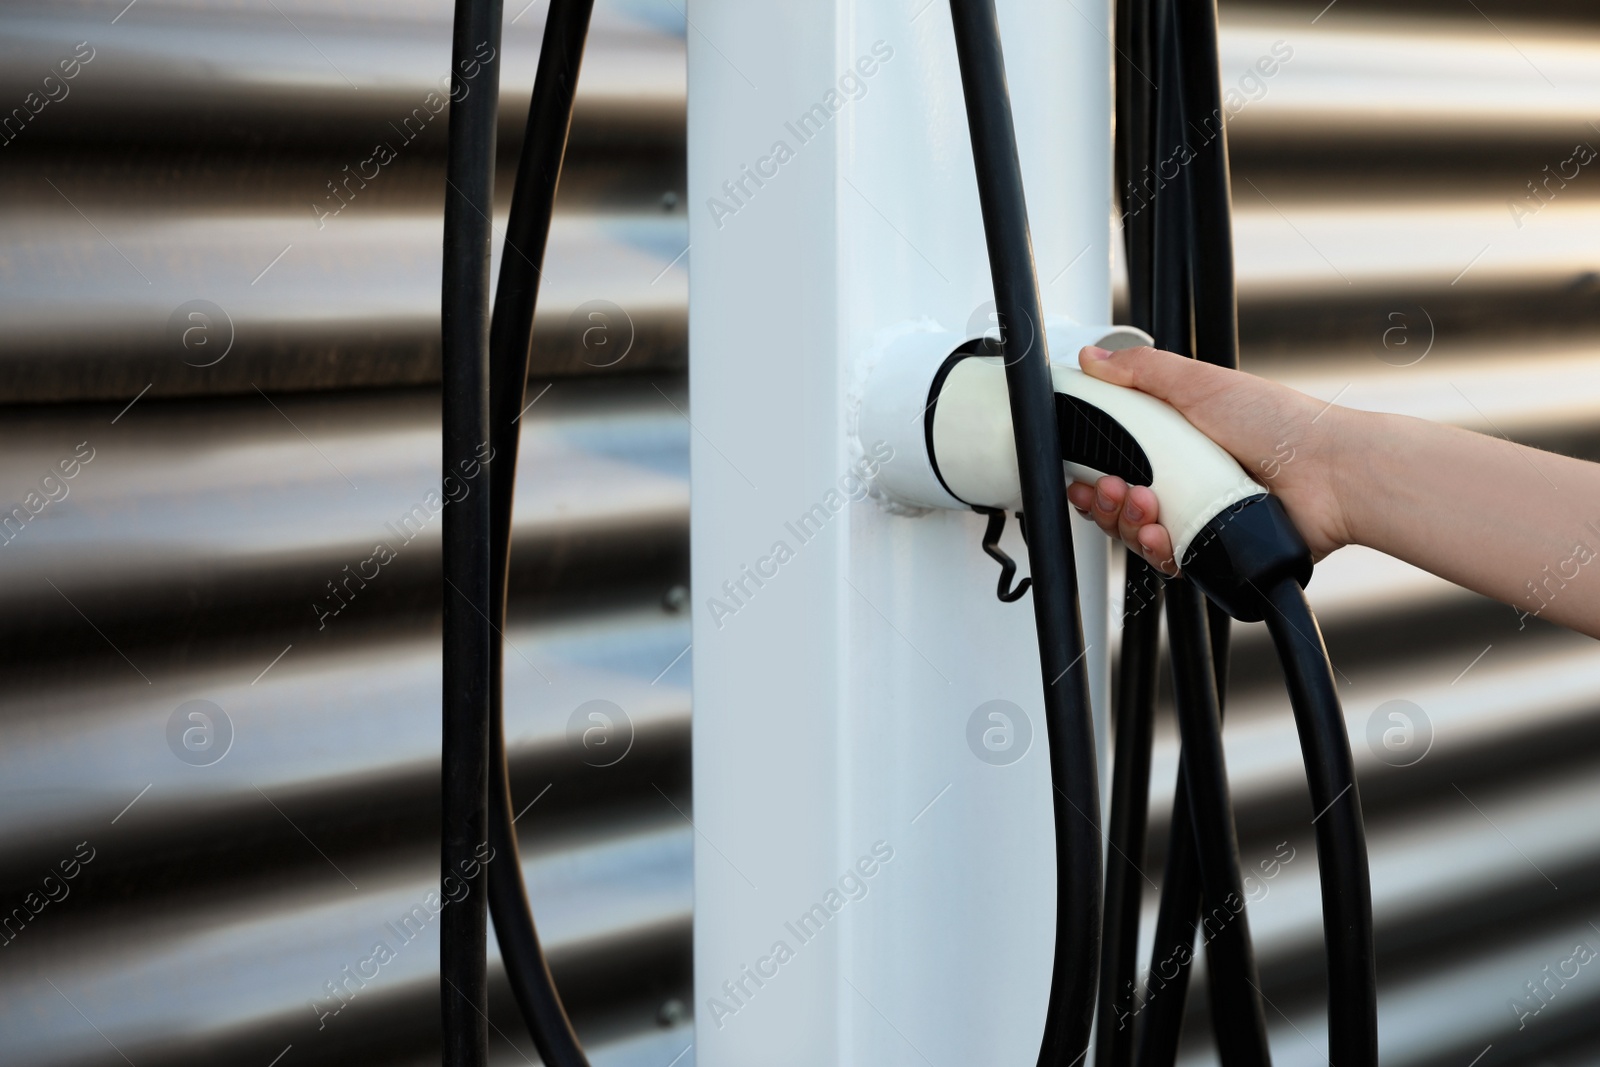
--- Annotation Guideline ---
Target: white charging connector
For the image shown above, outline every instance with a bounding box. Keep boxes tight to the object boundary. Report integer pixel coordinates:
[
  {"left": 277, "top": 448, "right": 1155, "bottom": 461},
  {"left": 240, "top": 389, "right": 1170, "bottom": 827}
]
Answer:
[{"left": 857, "top": 321, "right": 1262, "bottom": 565}]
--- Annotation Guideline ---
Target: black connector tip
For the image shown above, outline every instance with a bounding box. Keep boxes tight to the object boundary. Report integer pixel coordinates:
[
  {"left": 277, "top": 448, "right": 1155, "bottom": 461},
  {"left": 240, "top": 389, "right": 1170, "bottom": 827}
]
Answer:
[{"left": 1181, "top": 493, "right": 1313, "bottom": 623}]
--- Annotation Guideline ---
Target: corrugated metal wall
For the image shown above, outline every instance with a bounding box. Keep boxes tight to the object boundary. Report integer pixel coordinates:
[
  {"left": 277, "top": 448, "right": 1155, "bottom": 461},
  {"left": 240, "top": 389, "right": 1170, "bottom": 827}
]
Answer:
[
  {"left": 0, "top": 2, "right": 691, "bottom": 1064},
  {"left": 0, "top": 1, "right": 1596, "bottom": 1065}
]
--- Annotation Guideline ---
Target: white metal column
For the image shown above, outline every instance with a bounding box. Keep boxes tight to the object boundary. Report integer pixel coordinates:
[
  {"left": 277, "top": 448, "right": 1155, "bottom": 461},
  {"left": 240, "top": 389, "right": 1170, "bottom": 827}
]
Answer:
[{"left": 688, "top": 2, "right": 1113, "bottom": 1063}]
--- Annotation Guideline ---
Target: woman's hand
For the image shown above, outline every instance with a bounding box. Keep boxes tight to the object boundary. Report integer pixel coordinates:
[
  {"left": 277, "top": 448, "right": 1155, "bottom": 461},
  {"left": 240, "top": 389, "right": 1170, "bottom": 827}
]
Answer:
[
  {"left": 1063, "top": 344, "right": 1360, "bottom": 575},
  {"left": 1062, "top": 343, "right": 1600, "bottom": 639}
]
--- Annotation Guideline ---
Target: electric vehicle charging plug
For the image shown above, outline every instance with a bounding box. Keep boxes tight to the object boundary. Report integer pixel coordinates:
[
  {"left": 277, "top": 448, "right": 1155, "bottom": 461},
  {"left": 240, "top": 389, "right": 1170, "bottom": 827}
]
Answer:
[
  {"left": 857, "top": 322, "right": 1312, "bottom": 621},
  {"left": 1180, "top": 491, "right": 1311, "bottom": 623}
]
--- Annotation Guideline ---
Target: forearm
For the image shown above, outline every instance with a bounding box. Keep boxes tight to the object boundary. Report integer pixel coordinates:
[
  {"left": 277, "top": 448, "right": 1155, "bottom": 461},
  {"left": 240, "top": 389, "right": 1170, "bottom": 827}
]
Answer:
[{"left": 1333, "top": 407, "right": 1600, "bottom": 638}]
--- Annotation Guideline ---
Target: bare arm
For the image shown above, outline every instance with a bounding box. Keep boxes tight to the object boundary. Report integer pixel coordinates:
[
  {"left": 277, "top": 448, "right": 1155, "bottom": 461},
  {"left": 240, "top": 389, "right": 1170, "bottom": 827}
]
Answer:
[{"left": 1065, "top": 344, "right": 1600, "bottom": 640}]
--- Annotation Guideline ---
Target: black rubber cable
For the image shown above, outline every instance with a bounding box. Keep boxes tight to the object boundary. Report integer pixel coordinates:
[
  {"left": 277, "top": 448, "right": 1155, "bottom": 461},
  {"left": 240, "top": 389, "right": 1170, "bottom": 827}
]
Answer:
[
  {"left": 440, "top": 0, "right": 503, "bottom": 1062},
  {"left": 1133, "top": 782, "right": 1202, "bottom": 1067},
  {"left": 484, "top": 2, "right": 596, "bottom": 1064},
  {"left": 1097, "top": 0, "right": 1163, "bottom": 1061},
  {"left": 1094, "top": 562, "right": 1162, "bottom": 1067},
  {"left": 1135, "top": 657, "right": 1269, "bottom": 1067},
  {"left": 1178, "top": 0, "right": 1376, "bottom": 1055},
  {"left": 1130, "top": 0, "right": 1200, "bottom": 1055},
  {"left": 1166, "top": 0, "right": 1242, "bottom": 801},
  {"left": 1169, "top": 0, "right": 1276, "bottom": 1058},
  {"left": 1165, "top": 580, "right": 1272, "bottom": 1067},
  {"left": 1146, "top": 0, "right": 1189, "bottom": 359},
  {"left": 1262, "top": 580, "right": 1378, "bottom": 1065},
  {"left": 947, "top": 1, "right": 1104, "bottom": 1061},
  {"left": 1173, "top": 0, "right": 1237, "bottom": 372},
  {"left": 1114, "top": 0, "right": 1137, "bottom": 215},
  {"left": 1132, "top": 0, "right": 1274, "bottom": 1053},
  {"left": 1117, "top": 0, "right": 1157, "bottom": 332}
]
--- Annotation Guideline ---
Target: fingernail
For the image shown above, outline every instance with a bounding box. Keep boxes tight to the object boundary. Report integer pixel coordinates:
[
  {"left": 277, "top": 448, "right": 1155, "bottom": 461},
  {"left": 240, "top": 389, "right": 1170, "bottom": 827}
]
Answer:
[
  {"left": 1083, "top": 345, "right": 1112, "bottom": 361},
  {"left": 1125, "top": 501, "right": 1143, "bottom": 522},
  {"left": 1096, "top": 490, "right": 1115, "bottom": 513}
]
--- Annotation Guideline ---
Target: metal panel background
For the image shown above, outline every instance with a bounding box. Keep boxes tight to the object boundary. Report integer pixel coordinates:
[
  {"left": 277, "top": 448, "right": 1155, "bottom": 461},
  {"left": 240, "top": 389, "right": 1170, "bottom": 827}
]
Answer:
[{"left": 0, "top": 1, "right": 1596, "bottom": 1065}]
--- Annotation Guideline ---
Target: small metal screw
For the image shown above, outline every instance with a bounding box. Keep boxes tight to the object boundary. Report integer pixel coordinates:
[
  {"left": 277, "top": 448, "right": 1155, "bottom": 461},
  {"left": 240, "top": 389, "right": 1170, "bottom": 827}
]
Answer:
[{"left": 657, "top": 997, "right": 689, "bottom": 1028}]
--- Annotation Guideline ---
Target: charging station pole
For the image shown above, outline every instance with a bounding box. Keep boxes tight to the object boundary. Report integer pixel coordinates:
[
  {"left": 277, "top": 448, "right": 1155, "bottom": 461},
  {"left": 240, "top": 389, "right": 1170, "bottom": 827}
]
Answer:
[{"left": 688, "top": 2, "right": 1113, "bottom": 1062}]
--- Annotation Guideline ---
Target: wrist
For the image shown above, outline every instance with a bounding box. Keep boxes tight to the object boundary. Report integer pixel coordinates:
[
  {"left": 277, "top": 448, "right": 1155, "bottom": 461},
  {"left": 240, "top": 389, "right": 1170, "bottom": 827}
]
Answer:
[{"left": 1319, "top": 404, "right": 1382, "bottom": 552}]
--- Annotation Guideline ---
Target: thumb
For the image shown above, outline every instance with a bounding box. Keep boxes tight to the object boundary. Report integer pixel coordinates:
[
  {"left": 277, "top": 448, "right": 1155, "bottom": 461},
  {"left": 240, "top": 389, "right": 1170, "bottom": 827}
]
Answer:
[{"left": 1077, "top": 344, "right": 1224, "bottom": 414}]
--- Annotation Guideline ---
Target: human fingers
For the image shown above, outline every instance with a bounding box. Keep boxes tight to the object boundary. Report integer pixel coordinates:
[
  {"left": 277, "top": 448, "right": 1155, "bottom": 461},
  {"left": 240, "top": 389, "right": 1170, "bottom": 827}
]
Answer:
[
  {"left": 1135, "top": 522, "right": 1179, "bottom": 577},
  {"left": 1118, "top": 483, "right": 1159, "bottom": 550}
]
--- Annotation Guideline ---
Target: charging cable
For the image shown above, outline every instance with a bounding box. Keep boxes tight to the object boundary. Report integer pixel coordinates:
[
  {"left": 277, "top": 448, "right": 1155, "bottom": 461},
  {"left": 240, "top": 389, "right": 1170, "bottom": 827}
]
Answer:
[
  {"left": 1096, "top": 0, "right": 1164, "bottom": 1058},
  {"left": 446, "top": 1, "right": 1380, "bottom": 1063},
  {"left": 1123, "top": 0, "right": 1378, "bottom": 1056},
  {"left": 1130, "top": 0, "right": 1274, "bottom": 1061},
  {"left": 485, "top": 1, "right": 596, "bottom": 1064},
  {"left": 440, "top": 0, "right": 504, "bottom": 1062},
  {"left": 948, "top": 0, "right": 1105, "bottom": 1059}
]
